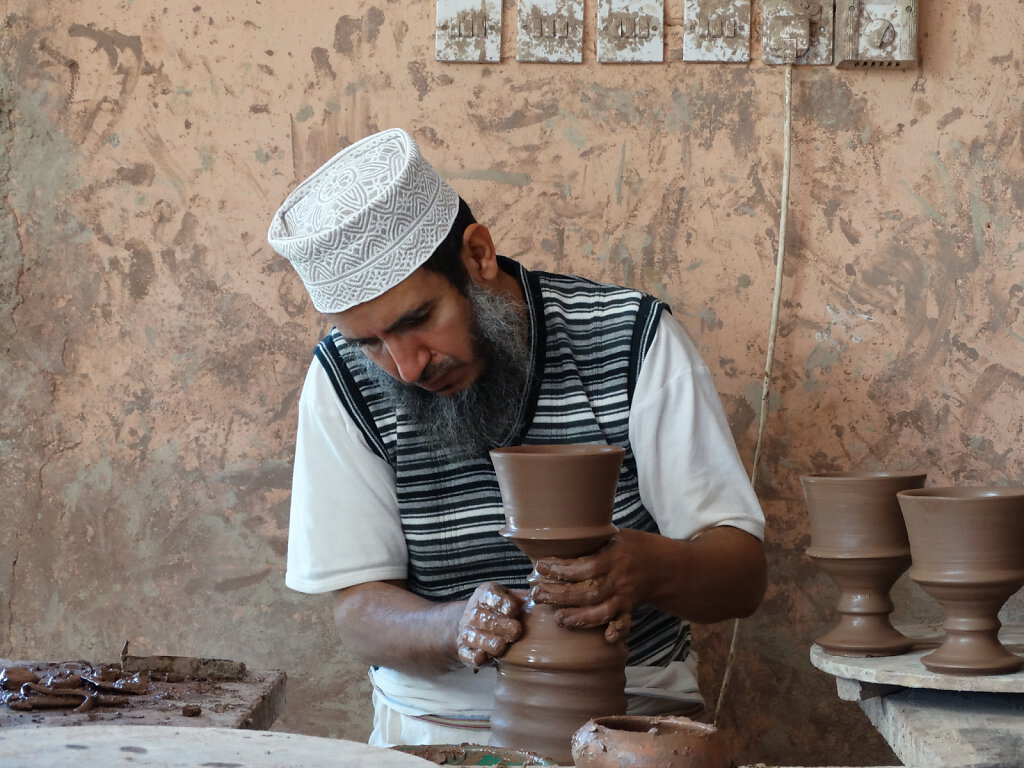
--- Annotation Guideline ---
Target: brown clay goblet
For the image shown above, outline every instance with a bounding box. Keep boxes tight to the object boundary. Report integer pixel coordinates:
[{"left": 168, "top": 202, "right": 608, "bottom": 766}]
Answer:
[
  {"left": 898, "top": 487, "right": 1024, "bottom": 675},
  {"left": 801, "top": 471, "right": 927, "bottom": 656},
  {"left": 488, "top": 444, "right": 628, "bottom": 766}
]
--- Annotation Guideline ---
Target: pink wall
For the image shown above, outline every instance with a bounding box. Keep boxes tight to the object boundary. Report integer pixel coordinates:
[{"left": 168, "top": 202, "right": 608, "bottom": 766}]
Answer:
[{"left": 2, "top": 1, "right": 1021, "bottom": 764}]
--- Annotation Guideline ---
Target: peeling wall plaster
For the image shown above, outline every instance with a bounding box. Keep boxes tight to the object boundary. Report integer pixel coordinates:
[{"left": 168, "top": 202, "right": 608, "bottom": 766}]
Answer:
[{"left": 1, "top": 1, "right": 1022, "bottom": 764}]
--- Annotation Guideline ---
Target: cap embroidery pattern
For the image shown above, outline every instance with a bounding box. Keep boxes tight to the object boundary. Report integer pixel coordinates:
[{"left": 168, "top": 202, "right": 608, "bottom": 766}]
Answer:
[{"left": 268, "top": 129, "right": 459, "bottom": 313}]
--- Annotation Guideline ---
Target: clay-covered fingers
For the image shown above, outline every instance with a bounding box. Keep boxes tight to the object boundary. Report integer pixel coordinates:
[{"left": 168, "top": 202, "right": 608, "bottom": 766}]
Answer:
[
  {"left": 455, "top": 582, "right": 523, "bottom": 669},
  {"left": 603, "top": 612, "right": 632, "bottom": 643},
  {"left": 551, "top": 597, "right": 631, "bottom": 635},
  {"left": 530, "top": 576, "right": 609, "bottom": 607}
]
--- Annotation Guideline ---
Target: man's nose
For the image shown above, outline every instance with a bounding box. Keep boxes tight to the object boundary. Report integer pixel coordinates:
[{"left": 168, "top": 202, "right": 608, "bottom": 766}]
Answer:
[{"left": 386, "top": 337, "right": 430, "bottom": 384}]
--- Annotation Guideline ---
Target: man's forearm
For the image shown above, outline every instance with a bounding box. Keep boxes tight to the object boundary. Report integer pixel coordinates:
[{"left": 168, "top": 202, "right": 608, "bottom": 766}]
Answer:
[
  {"left": 333, "top": 580, "right": 466, "bottom": 675},
  {"left": 634, "top": 525, "right": 767, "bottom": 623}
]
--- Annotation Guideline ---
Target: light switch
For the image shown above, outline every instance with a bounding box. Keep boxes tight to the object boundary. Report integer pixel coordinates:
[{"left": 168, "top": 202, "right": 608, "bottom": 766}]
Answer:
[
  {"left": 517, "top": 0, "right": 584, "bottom": 63},
  {"left": 762, "top": 0, "right": 833, "bottom": 65},
  {"left": 835, "top": 1, "right": 917, "bottom": 68},
  {"left": 597, "top": 0, "right": 665, "bottom": 63},
  {"left": 436, "top": 0, "right": 501, "bottom": 63},
  {"left": 682, "top": 0, "right": 751, "bottom": 62}
]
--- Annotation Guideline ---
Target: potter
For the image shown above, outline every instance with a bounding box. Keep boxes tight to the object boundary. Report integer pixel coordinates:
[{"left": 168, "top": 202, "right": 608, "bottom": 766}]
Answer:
[{"left": 269, "top": 128, "right": 767, "bottom": 752}]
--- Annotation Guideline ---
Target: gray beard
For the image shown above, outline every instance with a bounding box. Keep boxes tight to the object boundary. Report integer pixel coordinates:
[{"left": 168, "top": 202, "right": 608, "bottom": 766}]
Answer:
[{"left": 355, "top": 281, "right": 532, "bottom": 460}]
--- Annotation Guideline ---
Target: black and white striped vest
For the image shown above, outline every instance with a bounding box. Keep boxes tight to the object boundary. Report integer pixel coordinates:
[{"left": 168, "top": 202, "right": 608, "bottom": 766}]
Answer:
[{"left": 314, "top": 256, "right": 690, "bottom": 667}]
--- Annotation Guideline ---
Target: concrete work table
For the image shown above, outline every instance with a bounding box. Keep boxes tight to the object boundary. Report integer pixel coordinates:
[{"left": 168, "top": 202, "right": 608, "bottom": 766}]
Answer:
[
  {"left": 0, "top": 658, "right": 286, "bottom": 731},
  {"left": 811, "top": 625, "right": 1024, "bottom": 767}
]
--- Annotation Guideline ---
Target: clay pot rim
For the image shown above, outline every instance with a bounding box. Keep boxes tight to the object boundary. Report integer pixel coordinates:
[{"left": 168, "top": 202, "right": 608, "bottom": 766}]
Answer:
[
  {"left": 801, "top": 471, "right": 928, "bottom": 482},
  {"left": 587, "top": 714, "right": 719, "bottom": 737},
  {"left": 898, "top": 486, "right": 1024, "bottom": 500},
  {"left": 490, "top": 444, "right": 625, "bottom": 458}
]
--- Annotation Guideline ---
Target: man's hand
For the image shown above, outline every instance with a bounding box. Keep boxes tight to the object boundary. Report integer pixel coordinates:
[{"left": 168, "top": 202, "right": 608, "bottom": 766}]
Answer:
[
  {"left": 455, "top": 582, "right": 525, "bottom": 668},
  {"left": 530, "top": 526, "right": 767, "bottom": 642},
  {"left": 530, "top": 532, "right": 644, "bottom": 643}
]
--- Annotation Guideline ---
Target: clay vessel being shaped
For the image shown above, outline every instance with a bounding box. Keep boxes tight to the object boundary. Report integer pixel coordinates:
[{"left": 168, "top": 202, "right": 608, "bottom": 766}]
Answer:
[
  {"left": 571, "top": 715, "right": 731, "bottom": 768},
  {"left": 897, "top": 486, "right": 1024, "bottom": 675},
  {"left": 489, "top": 444, "right": 628, "bottom": 766},
  {"left": 801, "top": 471, "right": 926, "bottom": 656}
]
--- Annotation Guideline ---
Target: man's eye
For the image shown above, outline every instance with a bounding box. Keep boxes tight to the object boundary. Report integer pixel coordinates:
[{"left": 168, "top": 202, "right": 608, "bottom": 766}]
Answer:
[{"left": 401, "top": 312, "right": 429, "bottom": 329}]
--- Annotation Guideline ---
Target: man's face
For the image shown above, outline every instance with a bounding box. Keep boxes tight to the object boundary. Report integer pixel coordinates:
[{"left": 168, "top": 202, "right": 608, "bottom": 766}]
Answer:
[
  {"left": 327, "top": 264, "right": 532, "bottom": 457},
  {"left": 328, "top": 267, "right": 484, "bottom": 397}
]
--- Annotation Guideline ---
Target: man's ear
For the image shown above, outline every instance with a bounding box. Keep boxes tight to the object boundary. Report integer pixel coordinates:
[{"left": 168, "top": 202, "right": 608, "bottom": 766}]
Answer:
[{"left": 460, "top": 223, "right": 499, "bottom": 283}]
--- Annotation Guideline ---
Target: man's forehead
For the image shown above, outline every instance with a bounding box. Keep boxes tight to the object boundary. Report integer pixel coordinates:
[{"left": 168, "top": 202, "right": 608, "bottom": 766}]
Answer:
[{"left": 330, "top": 268, "right": 445, "bottom": 337}]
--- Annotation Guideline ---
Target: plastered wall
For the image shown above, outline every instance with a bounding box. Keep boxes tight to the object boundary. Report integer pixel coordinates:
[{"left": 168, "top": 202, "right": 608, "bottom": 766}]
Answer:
[{"left": 2, "top": 1, "right": 1022, "bottom": 764}]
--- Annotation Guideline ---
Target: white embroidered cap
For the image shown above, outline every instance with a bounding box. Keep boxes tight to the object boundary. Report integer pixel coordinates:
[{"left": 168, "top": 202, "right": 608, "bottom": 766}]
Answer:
[{"left": 267, "top": 128, "right": 459, "bottom": 313}]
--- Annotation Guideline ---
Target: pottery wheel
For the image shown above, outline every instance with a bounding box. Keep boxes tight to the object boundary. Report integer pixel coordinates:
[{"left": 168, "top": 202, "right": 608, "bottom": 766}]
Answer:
[
  {"left": 811, "top": 625, "right": 1024, "bottom": 694},
  {"left": 0, "top": 725, "right": 427, "bottom": 768}
]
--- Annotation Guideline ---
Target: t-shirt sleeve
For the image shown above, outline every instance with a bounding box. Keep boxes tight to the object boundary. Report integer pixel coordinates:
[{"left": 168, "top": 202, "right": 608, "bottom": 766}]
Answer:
[
  {"left": 629, "top": 313, "right": 766, "bottom": 542},
  {"left": 284, "top": 360, "right": 408, "bottom": 594}
]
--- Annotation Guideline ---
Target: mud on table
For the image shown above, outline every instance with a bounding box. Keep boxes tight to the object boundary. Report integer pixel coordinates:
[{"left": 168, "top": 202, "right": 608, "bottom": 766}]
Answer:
[{"left": 0, "top": 657, "right": 285, "bottom": 731}]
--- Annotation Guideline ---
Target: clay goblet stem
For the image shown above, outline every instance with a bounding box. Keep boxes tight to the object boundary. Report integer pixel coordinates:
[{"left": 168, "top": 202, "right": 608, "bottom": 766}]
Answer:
[{"left": 806, "top": 552, "right": 913, "bottom": 656}]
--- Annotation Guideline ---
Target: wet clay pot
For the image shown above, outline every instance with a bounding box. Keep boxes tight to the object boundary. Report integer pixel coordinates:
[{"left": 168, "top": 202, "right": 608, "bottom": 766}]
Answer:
[
  {"left": 801, "top": 471, "right": 927, "bottom": 656},
  {"left": 898, "top": 487, "right": 1024, "bottom": 675},
  {"left": 489, "top": 445, "right": 628, "bottom": 766},
  {"left": 571, "top": 715, "right": 731, "bottom": 768}
]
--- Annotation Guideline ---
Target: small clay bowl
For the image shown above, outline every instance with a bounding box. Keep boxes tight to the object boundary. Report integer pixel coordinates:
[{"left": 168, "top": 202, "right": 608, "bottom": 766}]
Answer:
[{"left": 571, "top": 715, "right": 731, "bottom": 768}]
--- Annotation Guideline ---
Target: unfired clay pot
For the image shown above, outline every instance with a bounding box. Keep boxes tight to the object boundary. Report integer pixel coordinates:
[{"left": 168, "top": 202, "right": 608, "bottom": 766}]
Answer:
[
  {"left": 898, "top": 486, "right": 1024, "bottom": 675},
  {"left": 489, "top": 445, "right": 628, "bottom": 766},
  {"left": 801, "top": 471, "right": 926, "bottom": 656},
  {"left": 571, "top": 715, "right": 731, "bottom": 768}
]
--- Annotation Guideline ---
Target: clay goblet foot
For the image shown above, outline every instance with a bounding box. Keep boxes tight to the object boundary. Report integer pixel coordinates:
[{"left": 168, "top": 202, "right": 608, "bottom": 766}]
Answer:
[
  {"left": 807, "top": 552, "right": 914, "bottom": 656},
  {"left": 911, "top": 579, "right": 1024, "bottom": 675}
]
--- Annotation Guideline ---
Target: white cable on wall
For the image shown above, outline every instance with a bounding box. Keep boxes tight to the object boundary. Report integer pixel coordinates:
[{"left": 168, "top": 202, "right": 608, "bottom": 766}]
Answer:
[{"left": 714, "top": 61, "right": 794, "bottom": 727}]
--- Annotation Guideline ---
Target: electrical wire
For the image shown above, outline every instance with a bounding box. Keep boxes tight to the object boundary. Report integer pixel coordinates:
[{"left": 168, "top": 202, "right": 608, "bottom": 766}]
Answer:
[{"left": 714, "top": 61, "right": 794, "bottom": 727}]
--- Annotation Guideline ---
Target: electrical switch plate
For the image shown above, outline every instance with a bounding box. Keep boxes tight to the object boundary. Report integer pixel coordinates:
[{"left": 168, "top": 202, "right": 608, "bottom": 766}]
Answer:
[
  {"left": 435, "top": 0, "right": 501, "bottom": 63},
  {"left": 835, "top": 0, "right": 917, "bottom": 68},
  {"left": 682, "top": 0, "right": 751, "bottom": 62},
  {"left": 517, "top": 0, "right": 584, "bottom": 63},
  {"left": 762, "top": 0, "right": 833, "bottom": 65},
  {"left": 597, "top": 0, "right": 664, "bottom": 63}
]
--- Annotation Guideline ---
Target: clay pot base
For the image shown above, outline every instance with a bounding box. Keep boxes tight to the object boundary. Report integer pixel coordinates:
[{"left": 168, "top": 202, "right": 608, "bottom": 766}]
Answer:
[{"left": 571, "top": 715, "right": 731, "bottom": 768}]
